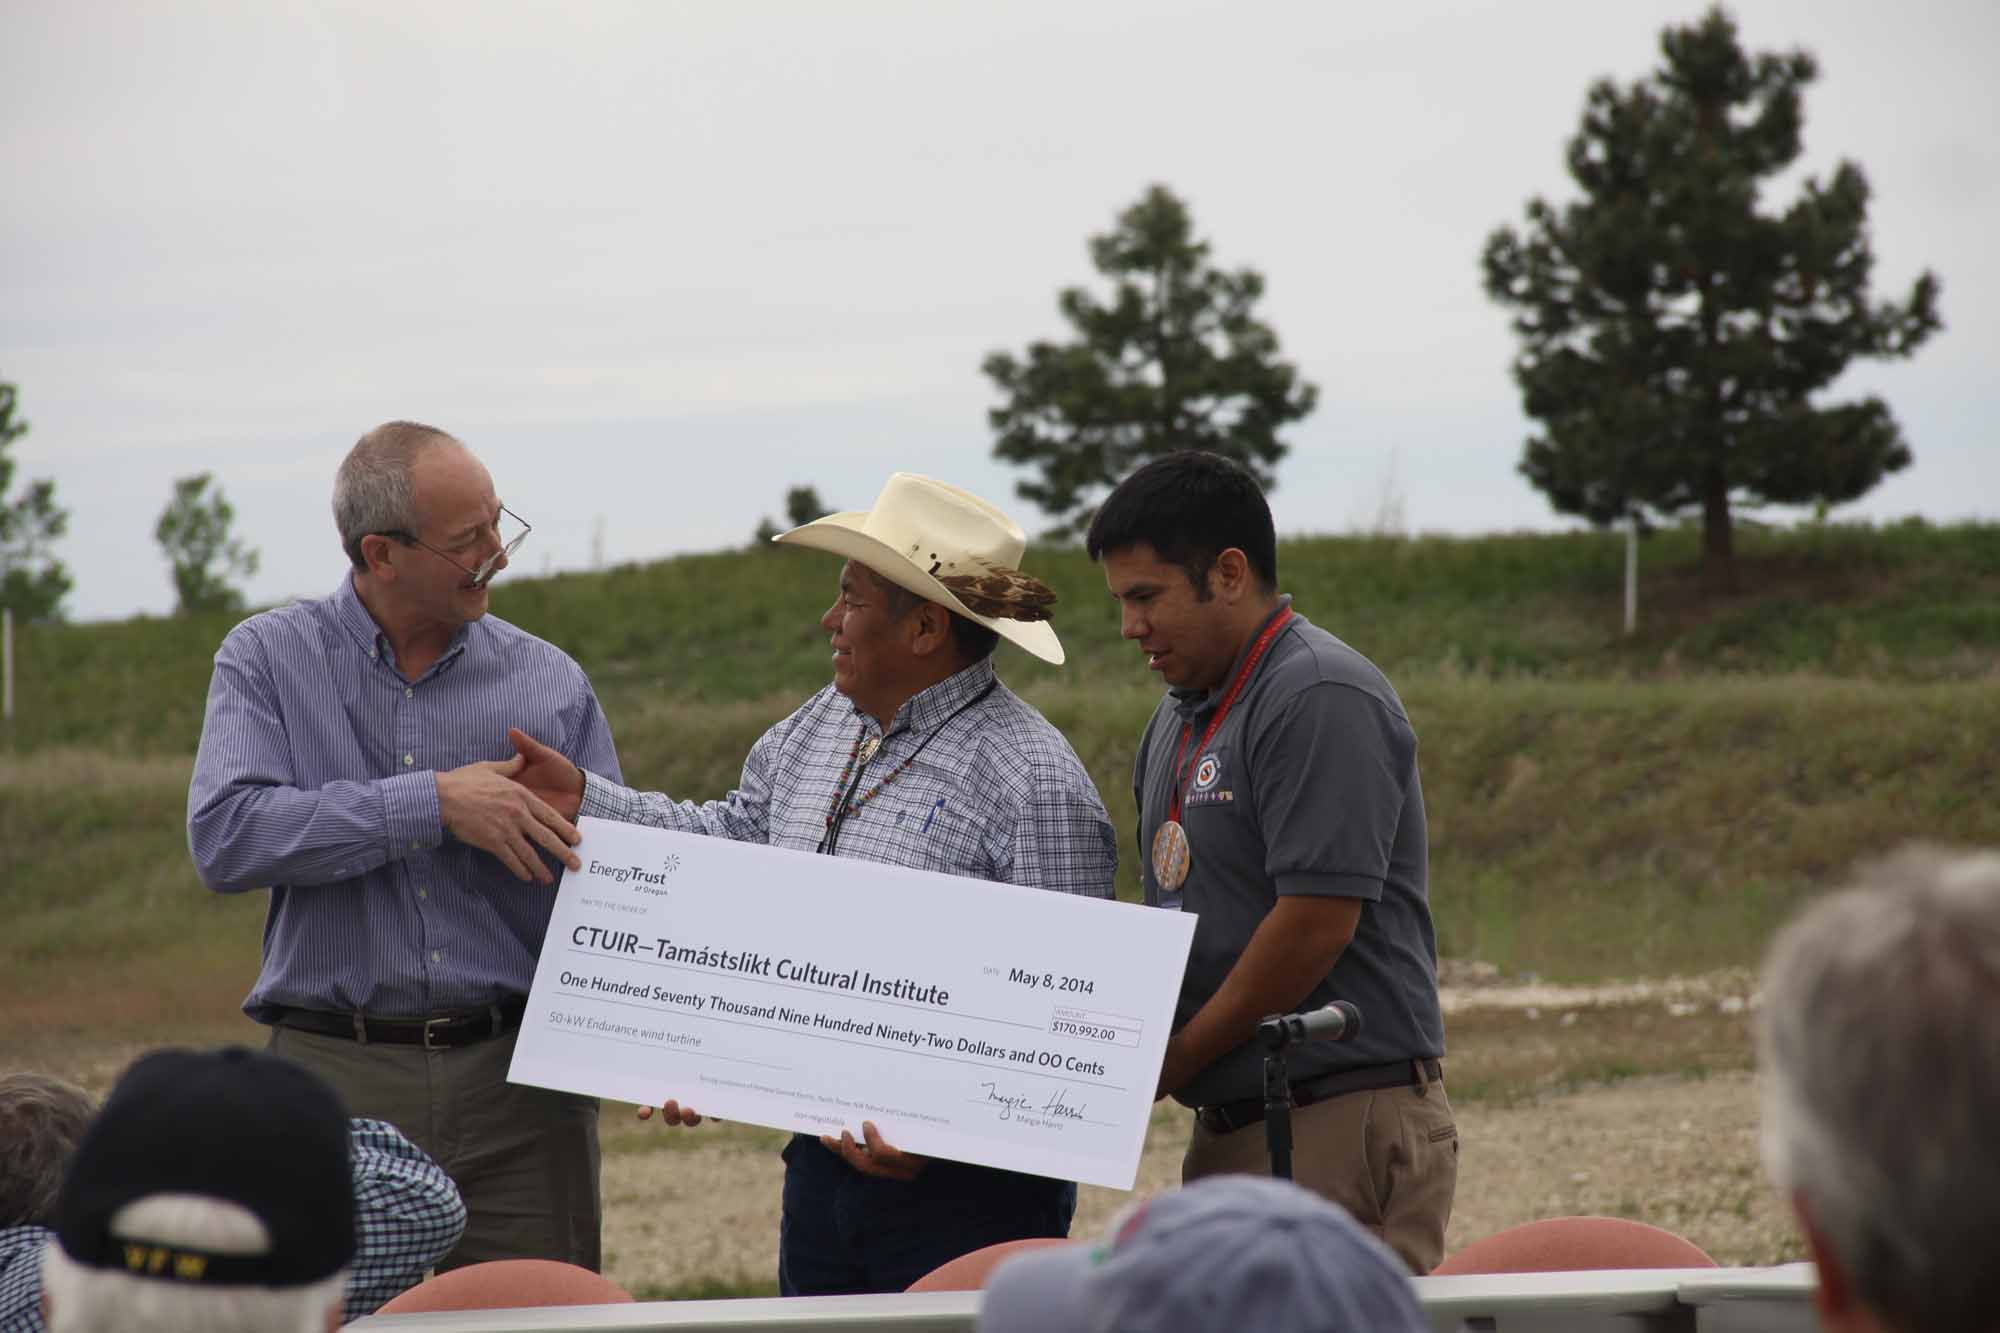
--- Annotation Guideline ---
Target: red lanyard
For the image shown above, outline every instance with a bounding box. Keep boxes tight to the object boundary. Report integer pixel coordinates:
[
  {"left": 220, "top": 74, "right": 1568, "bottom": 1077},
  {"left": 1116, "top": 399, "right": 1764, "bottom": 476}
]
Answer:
[{"left": 1167, "top": 608, "right": 1293, "bottom": 823}]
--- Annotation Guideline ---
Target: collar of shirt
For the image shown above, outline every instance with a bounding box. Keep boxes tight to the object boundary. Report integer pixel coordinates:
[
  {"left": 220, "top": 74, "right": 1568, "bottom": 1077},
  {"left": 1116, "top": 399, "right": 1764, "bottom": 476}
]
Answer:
[
  {"left": 1169, "top": 594, "right": 1295, "bottom": 724},
  {"left": 333, "top": 574, "right": 472, "bottom": 680},
  {"left": 855, "top": 656, "right": 1000, "bottom": 741}
]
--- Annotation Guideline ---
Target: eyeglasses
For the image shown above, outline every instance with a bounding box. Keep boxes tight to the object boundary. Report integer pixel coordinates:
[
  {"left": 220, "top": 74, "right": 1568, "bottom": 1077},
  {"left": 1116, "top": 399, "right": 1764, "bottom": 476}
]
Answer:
[{"left": 380, "top": 505, "right": 531, "bottom": 589}]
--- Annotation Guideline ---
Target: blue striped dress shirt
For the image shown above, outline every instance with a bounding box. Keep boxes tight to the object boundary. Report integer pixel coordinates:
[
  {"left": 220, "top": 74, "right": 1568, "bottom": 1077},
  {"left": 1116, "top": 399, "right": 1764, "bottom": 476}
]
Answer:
[
  {"left": 188, "top": 576, "right": 621, "bottom": 1022},
  {"left": 578, "top": 658, "right": 1117, "bottom": 897}
]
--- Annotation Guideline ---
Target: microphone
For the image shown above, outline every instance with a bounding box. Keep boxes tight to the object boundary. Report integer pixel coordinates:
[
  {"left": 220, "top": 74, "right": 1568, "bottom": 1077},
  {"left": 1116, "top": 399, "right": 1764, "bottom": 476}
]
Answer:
[{"left": 1256, "top": 1000, "right": 1363, "bottom": 1051}]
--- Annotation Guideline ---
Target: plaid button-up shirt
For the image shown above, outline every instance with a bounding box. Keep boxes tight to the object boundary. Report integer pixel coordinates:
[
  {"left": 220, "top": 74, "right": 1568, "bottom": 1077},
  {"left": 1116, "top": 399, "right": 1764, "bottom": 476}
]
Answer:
[
  {"left": 343, "top": 1117, "right": 467, "bottom": 1318},
  {"left": 0, "top": 1119, "right": 464, "bottom": 1330},
  {"left": 580, "top": 659, "right": 1116, "bottom": 896}
]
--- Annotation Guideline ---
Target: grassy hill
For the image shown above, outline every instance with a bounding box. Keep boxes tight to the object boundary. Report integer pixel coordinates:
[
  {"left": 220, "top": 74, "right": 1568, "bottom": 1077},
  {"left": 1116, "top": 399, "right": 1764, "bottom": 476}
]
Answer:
[
  {"left": 4, "top": 519, "right": 1998, "bottom": 1044},
  {"left": 8, "top": 518, "right": 1999, "bottom": 756}
]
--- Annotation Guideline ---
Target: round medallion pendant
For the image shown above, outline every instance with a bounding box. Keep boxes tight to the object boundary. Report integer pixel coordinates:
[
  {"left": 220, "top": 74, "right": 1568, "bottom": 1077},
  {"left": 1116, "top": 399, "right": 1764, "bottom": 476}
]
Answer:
[{"left": 1151, "top": 819, "right": 1191, "bottom": 894}]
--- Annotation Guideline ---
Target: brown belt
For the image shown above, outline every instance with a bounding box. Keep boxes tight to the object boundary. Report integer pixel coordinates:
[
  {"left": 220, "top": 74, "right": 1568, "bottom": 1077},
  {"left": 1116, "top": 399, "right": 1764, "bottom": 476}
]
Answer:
[
  {"left": 273, "top": 996, "right": 528, "bottom": 1050},
  {"left": 1196, "top": 1057, "right": 1443, "bottom": 1136}
]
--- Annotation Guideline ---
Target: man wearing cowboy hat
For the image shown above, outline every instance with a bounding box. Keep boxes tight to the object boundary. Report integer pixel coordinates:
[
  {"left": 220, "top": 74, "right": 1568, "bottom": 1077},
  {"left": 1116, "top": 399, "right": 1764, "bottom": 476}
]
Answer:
[{"left": 505, "top": 472, "right": 1118, "bottom": 1296}]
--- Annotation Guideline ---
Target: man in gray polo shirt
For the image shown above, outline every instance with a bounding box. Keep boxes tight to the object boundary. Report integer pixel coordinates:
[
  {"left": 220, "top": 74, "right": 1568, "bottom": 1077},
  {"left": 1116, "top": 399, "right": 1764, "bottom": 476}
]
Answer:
[{"left": 1087, "top": 450, "right": 1457, "bottom": 1273}]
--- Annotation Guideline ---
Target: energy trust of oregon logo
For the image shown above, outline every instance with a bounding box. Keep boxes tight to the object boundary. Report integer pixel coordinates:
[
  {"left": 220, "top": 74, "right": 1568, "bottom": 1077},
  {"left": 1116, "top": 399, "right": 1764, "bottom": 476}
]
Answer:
[{"left": 587, "top": 856, "right": 680, "bottom": 892}]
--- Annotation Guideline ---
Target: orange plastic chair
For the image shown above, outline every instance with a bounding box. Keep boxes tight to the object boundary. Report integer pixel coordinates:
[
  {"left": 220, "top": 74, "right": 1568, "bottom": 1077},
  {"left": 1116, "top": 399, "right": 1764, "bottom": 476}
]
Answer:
[
  {"left": 905, "top": 1236, "right": 1079, "bottom": 1292},
  {"left": 374, "top": 1259, "right": 635, "bottom": 1314},
  {"left": 1432, "top": 1216, "right": 1717, "bottom": 1276}
]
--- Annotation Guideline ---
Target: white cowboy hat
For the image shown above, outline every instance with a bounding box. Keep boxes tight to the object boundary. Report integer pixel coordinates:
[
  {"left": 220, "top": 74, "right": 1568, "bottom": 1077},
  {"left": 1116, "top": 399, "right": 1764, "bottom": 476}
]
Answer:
[{"left": 775, "top": 473, "right": 1065, "bottom": 665}]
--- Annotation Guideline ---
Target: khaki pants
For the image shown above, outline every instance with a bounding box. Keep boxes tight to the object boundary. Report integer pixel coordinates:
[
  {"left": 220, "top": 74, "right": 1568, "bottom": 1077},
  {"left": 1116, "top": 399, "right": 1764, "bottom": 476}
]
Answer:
[
  {"left": 268, "top": 1024, "right": 601, "bottom": 1272},
  {"left": 1184, "top": 1070, "right": 1458, "bottom": 1274}
]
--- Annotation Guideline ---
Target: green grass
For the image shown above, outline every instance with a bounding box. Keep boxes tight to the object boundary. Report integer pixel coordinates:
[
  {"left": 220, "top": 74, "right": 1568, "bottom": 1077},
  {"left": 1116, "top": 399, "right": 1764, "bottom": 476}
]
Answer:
[
  {"left": 3, "top": 520, "right": 1996, "bottom": 1058},
  {"left": 5, "top": 674, "right": 1994, "bottom": 1057},
  {"left": 1416, "top": 672, "right": 2000, "bottom": 976},
  {"left": 6, "top": 520, "right": 1998, "bottom": 755}
]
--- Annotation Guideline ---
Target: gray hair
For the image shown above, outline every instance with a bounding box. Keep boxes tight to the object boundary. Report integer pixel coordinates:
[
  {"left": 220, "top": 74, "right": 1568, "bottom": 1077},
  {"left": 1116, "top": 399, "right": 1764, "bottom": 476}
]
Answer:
[
  {"left": 0, "top": 1073, "right": 95, "bottom": 1228},
  {"left": 41, "top": 1194, "right": 347, "bottom": 1333},
  {"left": 1757, "top": 844, "right": 2000, "bottom": 1333},
  {"left": 332, "top": 421, "right": 458, "bottom": 570}
]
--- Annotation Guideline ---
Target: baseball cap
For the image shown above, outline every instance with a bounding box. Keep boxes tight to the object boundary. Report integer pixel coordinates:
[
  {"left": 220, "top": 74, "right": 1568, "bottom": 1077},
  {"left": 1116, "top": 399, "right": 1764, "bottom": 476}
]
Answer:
[
  {"left": 979, "top": 1175, "right": 1427, "bottom": 1333},
  {"left": 53, "top": 1046, "right": 355, "bottom": 1287}
]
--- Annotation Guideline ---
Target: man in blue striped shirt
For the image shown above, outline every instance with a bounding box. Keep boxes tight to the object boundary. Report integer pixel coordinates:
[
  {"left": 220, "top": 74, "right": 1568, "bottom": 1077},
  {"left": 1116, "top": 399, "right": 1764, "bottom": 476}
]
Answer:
[
  {"left": 507, "top": 472, "right": 1118, "bottom": 1296},
  {"left": 187, "top": 421, "right": 621, "bottom": 1272}
]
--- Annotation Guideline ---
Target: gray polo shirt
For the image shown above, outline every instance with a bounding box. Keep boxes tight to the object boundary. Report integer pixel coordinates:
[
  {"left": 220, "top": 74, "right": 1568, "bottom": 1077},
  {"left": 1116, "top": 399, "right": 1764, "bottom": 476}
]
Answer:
[{"left": 1134, "top": 597, "right": 1444, "bottom": 1108}]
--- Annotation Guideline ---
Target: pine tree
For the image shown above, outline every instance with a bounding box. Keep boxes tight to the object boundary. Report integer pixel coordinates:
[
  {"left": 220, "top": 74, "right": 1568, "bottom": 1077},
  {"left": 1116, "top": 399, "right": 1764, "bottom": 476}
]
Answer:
[
  {"left": 784, "top": 485, "right": 827, "bottom": 528},
  {"left": 985, "top": 185, "right": 1317, "bottom": 537},
  {"left": 1483, "top": 7, "right": 1940, "bottom": 589},
  {"left": 0, "top": 381, "right": 72, "bottom": 621},
  {"left": 156, "top": 473, "right": 261, "bottom": 614}
]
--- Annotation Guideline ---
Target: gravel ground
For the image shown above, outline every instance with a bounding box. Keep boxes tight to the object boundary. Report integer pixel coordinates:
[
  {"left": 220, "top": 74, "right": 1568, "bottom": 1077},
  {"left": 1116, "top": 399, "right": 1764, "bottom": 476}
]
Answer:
[
  {"left": 597, "top": 970, "right": 1799, "bottom": 1294},
  {"left": 602, "top": 1070, "right": 1794, "bottom": 1293},
  {"left": 12, "top": 974, "right": 1799, "bottom": 1296}
]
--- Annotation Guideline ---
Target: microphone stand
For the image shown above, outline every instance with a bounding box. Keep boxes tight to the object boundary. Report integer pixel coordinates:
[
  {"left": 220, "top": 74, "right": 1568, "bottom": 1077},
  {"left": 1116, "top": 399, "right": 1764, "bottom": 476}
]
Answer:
[
  {"left": 1253, "top": 1002, "right": 1362, "bottom": 1183},
  {"left": 1256, "top": 1015, "right": 1296, "bottom": 1181}
]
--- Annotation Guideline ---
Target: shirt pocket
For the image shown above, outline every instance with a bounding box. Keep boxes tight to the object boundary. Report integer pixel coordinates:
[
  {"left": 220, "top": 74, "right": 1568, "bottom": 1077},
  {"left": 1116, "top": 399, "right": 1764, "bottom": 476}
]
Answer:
[
  {"left": 885, "top": 792, "right": 988, "bottom": 878},
  {"left": 1178, "top": 739, "right": 1245, "bottom": 823}
]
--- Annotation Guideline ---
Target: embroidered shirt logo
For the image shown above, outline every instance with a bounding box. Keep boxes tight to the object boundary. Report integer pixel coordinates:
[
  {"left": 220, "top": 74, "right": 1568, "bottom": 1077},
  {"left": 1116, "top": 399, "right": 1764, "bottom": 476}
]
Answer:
[{"left": 1186, "top": 750, "right": 1234, "bottom": 807}]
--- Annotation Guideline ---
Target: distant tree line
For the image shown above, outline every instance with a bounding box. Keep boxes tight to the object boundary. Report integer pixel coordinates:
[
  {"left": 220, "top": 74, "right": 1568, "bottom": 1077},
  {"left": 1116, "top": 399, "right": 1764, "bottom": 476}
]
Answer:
[
  {"left": 1, "top": 378, "right": 262, "bottom": 621},
  {"left": 4, "top": 10, "right": 1948, "bottom": 622}
]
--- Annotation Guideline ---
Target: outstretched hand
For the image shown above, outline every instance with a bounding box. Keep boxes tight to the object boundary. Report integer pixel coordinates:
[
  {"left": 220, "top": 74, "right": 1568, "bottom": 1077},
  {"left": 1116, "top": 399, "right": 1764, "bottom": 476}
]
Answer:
[
  {"left": 436, "top": 756, "right": 581, "bottom": 884},
  {"left": 506, "top": 726, "right": 586, "bottom": 822}
]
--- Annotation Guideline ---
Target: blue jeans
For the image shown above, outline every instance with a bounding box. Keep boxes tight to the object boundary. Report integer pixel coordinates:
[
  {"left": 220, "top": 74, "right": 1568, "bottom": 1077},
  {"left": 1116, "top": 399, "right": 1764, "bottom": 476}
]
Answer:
[{"left": 776, "top": 1134, "right": 1077, "bottom": 1295}]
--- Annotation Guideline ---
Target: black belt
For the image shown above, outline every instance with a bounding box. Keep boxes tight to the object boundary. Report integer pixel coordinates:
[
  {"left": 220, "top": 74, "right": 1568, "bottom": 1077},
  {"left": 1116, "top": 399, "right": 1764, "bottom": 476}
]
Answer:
[
  {"left": 274, "top": 996, "right": 528, "bottom": 1050},
  {"left": 1196, "top": 1057, "right": 1443, "bottom": 1136}
]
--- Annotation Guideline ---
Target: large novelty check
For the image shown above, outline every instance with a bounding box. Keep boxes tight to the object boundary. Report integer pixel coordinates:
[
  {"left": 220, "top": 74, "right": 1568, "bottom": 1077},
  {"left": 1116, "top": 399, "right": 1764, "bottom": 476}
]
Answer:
[{"left": 509, "top": 818, "right": 1196, "bottom": 1190}]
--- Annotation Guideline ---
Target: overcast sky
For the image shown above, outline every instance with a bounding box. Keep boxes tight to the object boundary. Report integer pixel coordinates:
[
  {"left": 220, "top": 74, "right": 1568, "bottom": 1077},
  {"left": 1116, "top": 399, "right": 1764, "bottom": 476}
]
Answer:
[{"left": 4, "top": 0, "right": 1993, "bottom": 622}]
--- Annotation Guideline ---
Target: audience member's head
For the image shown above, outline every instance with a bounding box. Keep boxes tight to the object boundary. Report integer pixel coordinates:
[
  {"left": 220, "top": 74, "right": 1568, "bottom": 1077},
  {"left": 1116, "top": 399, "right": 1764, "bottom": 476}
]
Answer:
[
  {"left": 1084, "top": 448, "right": 1279, "bottom": 596},
  {"left": 978, "top": 1175, "right": 1426, "bottom": 1333},
  {"left": 40, "top": 1047, "right": 355, "bottom": 1333},
  {"left": 0, "top": 1073, "right": 96, "bottom": 1229},
  {"left": 1758, "top": 845, "right": 2000, "bottom": 1333}
]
